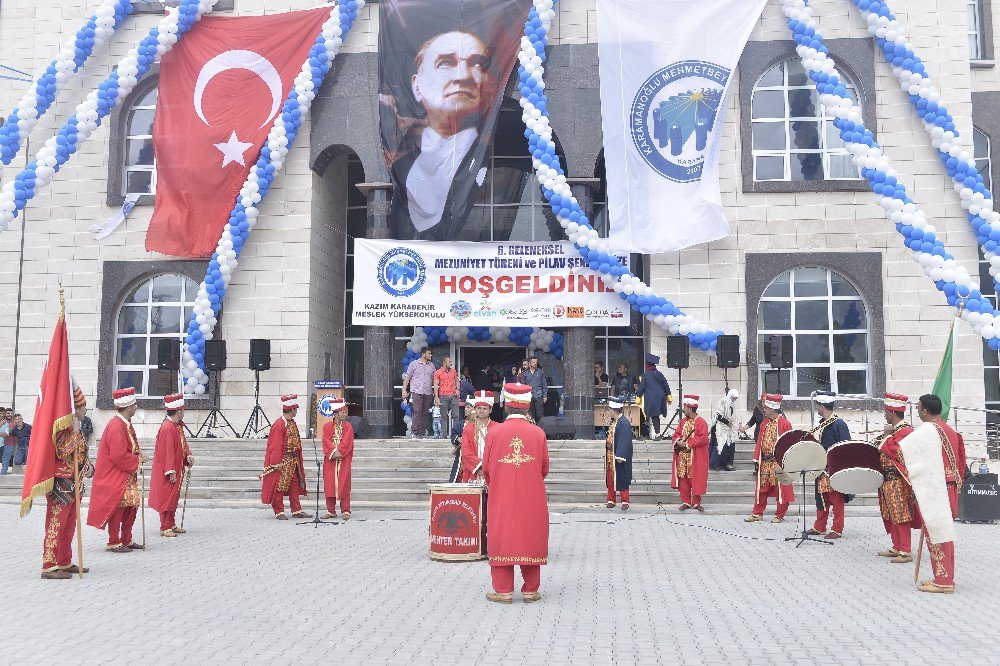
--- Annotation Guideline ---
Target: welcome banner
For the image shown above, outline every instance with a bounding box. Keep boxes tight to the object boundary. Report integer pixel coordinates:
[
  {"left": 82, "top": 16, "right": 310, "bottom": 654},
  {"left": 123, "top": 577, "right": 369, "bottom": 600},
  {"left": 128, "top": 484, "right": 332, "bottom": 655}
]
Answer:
[
  {"left": 596, "top": 0, "right": 766, "bottom": 254},
  {"left": 353, "top": 240, "right": 629, "bottom": 327}
]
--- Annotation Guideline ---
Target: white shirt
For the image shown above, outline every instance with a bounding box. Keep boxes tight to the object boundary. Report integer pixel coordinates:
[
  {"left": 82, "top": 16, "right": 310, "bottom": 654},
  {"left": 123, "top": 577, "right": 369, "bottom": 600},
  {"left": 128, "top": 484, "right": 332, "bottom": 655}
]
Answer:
[{"left": 405, "top": 126, "right": 478, "bottom": 232}]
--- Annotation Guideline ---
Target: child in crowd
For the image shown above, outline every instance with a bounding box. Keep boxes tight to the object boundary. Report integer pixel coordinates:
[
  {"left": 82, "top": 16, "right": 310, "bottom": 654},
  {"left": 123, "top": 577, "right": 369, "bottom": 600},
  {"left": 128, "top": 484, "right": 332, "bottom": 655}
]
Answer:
[{"left": 431, "top": 404, "right": 442, "bottom": 439}]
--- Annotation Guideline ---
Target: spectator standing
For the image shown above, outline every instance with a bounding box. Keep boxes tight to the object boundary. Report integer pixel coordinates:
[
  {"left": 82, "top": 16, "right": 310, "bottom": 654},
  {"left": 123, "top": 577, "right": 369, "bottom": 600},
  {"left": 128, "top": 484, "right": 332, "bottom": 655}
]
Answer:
[
  {"left": 594, "top": 362, "right": 609, "bottom": 388},
  {"left": 434, "top": 355, "right": 461, "bottom": 437},
  {"left": 610, "top": 363, "right": 638, "bottom": 400},
  {"left": 0, "top": 407, "right": 12, "bottom": 475},
  {"left": 403, "top": 347, "right": 437, "bottom": 438},
  {"left": 11, "top": 413, "right": 32, "bottom": 469},
  {"left": 520, "top": 356, "right": 548, "bottom": 424},
  {"left": 503, "top": 365, "right": 520, "bottom": 385}
]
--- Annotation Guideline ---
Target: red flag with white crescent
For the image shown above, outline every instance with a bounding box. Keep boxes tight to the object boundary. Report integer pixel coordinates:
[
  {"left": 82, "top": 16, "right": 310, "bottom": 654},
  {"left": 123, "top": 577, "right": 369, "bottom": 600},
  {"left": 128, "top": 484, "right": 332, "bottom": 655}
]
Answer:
[
  {"left": 21, "top": 310, "right": 74, "bottom": 517},
  {"left": 146, "top": 8, "right": 330, "bottom": 257}
]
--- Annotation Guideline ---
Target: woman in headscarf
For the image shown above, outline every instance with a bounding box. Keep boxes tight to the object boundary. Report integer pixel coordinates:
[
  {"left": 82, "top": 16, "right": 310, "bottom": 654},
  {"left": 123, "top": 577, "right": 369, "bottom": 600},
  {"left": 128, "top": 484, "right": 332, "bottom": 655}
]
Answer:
[{"left": 710, "top": 389, "right": 740, "bottom": 471}]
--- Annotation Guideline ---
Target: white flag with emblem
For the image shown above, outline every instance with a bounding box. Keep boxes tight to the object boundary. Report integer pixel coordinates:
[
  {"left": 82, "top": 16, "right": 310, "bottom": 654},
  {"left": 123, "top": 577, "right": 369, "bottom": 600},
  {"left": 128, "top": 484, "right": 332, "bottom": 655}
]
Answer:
[{"left": 596, "top": 0, "right": 766, "bottom": 254}]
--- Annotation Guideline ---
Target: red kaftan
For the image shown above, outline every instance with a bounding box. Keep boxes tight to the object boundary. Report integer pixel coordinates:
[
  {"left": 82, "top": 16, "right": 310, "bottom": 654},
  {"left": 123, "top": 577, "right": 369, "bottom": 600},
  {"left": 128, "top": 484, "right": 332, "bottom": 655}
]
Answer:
[
  {"left": 322, "top": 419, "right": 354, "bottom": 501},
  {"left": 753, "top": 416, "right": 795, "bottom": 505},
  {"left": 86, "top": 415, "right": 141, "bottom": 529},
  {"left": 261, "top": 417, "right": 307, "bottom": 505},
  {"left": 148, "top": 419, "right": 190, "bottom": 513},
  {"left": 671, "top": 416, "right": 709, "bottom": 497},
  {"left": 482, "top": 415, "right": 549, "bottom": 566},
  {"left": 459, "top": 419, "right": 497, "bottom": 482}
]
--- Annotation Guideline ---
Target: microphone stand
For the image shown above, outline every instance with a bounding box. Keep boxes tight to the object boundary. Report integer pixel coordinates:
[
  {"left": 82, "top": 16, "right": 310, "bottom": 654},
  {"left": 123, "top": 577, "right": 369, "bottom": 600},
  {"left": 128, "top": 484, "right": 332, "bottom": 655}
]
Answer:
[
  {"left": 297, "top": 432, "right": 337, "bottom": 528},
  {"left": 784, "top": 468, "right": 832, "bottom": 548}
]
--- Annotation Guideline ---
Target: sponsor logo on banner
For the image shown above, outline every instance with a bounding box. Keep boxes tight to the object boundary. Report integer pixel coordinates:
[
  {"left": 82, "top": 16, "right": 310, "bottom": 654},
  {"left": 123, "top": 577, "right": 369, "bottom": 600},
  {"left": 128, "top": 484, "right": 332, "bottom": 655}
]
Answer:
[
  {"left": 450, "top": 300, "right": 472, "bottom": 320},
  {"left": 377, "top": 247, "right": 427, "bottom": 297},
  {"left": 552, "top": 305, "right": 565, "bottom": 318},
  {"left": 631, "top": 60, "right": 728, "bottom": 184},
  {"left": 567, "top": 306, "right": 585, "bottom": 318}
]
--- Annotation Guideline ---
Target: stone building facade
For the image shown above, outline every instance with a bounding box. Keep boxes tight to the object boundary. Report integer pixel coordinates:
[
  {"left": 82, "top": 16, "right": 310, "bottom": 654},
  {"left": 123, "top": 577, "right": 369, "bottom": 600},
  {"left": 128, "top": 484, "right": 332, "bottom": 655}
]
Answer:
[{"left": 0, "top": 0, "right": 997, "bottom": 460}]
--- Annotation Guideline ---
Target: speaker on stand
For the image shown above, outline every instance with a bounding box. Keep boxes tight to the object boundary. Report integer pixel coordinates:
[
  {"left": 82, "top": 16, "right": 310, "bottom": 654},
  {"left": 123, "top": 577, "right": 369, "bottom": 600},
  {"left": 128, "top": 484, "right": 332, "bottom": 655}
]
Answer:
[
  {"left": 661, "top": 335, "right": 690, "bottom": 435},
  {"left": 197, "top": 339, "right": 237, "bottom": 438},
  {"left": 242, "top": 339, "right": 272, "bottom": 438},
  {"left": 716, "top": 334, "right": 741, "bottom": 392},
  {"left": 766, "top": 334, "right": 794, "bottom": 394}
]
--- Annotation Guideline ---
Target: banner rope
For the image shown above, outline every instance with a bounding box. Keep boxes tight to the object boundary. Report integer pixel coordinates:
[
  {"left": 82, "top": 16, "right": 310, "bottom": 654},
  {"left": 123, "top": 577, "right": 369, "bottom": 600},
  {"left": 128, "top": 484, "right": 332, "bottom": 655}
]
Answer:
[
  {"left": 0, "top": 0, "right": 135, "bottom": 167},
  {"left": 181, "top": 0, "right": 364, "bottom": 394},
  {"left": 782, "top": 0, "right": 1000, "bottom": 348},
  {"left": 0, "top": 0, "right": 218, "bottom": 232},
  {"left": 847, "top": 0, "right": 1000, "bottom": 296}
]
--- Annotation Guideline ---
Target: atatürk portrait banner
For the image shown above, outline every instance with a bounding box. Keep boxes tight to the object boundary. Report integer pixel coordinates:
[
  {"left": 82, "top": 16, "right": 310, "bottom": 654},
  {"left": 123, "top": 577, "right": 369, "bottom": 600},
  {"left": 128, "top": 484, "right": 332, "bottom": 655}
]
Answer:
[{"left": 379, "top": 0, "right": 531, "bottom": 241}]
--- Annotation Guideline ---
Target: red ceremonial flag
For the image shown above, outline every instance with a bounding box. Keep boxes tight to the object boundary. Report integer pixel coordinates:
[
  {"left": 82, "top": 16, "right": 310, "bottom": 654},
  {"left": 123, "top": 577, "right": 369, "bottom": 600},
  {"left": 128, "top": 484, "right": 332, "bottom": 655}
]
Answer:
[
  {"left": 146, "top": 8, "right": 331, "bottom": 257},
  {"left": 21, "top": 303, "right": 74, "bottom": 517}
]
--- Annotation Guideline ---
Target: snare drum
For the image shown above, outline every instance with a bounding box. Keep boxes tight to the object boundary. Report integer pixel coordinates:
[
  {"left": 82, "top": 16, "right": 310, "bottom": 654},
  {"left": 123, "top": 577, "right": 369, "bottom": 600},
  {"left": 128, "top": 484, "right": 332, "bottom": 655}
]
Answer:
[
  {"left": 429, "top": 483, "right": 487, "bottom": 561},
  {"left": 827, "top": 440, "right": 883, "bottom": 495},
  {"left": 774, "top": 430, "right": 827, "bottom": 481}
]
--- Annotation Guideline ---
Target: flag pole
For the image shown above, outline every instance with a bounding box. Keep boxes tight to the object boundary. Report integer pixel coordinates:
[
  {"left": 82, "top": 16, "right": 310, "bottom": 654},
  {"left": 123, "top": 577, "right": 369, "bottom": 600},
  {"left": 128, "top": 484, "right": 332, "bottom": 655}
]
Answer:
[{"left": 73, "top": 448, "right": 84, "bottom": 580}]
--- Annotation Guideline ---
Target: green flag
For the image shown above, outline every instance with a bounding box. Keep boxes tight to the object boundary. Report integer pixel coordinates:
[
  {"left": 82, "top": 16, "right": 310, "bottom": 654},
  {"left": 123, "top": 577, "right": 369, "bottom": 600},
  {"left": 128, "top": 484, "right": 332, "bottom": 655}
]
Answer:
[{"left": 932, "top": 320, "right": 955, "bottom": 421}]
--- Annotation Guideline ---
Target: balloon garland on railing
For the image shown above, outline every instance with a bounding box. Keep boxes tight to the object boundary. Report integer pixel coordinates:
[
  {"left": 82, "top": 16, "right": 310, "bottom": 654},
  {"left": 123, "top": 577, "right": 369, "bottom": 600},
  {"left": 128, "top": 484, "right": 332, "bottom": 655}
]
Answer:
[
  {"left": 180, "top": 0, "right": 363, "bottom": 394},
  {"left": 0, "top": 0, "right": 217, "bottom": 232},
  {"left": 782, "top": 0, "right": 1000, "bottom": 348},
  {"left": 846, "top": 0, "right": 1000, "bottom": 294},
  {"left": 516, "top": 0, "right": 726, "bottom": 354},
  {"left": 0, "top": 0, "right": 135, "bottom": 166}
]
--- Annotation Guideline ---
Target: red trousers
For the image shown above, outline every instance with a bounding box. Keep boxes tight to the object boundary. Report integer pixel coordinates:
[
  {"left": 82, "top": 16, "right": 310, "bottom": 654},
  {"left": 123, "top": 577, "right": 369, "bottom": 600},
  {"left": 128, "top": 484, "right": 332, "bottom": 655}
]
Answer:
[
  {"left": 490, "top": 564, "right": 541, "bottom": 593},
  {"left": 107, "top": 506, "right": 137, "bottom": 547},
  {"left": 271, "top": 476, "right": 303, "bottom": 515},
  {"left": 606, "top": 489, "right": 630, "bottom": 503},
  {"left": 751, "top": 486, "right": 789, "bottom": 518},
  {"left": 326, "top": 496, "right": 350, "bottom": 513},
  {"left": 814, "top": 491, "right": 845, "bottom": 534},
  {"left": 42, "top": 496, "right": 78, "bottom": 572},
  {"left": 926, "top": 537, "right": 956, "bottom": 587},
  {"left": 159, "top": 510, "right": 176, "bottom": 531},
  {"left": 677, "top": 478, "right": 701, "bottom": 507},
  {"left": 889, "top": 521, "right": 912, "bottom": 554}
]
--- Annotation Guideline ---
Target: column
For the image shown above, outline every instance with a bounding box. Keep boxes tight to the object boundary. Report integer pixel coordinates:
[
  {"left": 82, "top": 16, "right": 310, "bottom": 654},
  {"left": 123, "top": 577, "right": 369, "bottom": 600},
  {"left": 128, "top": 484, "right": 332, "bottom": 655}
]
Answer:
[
  {"left": 357, "top": 182, "right": 395, "bottom": 438},
  {"left": 562, "top": 178, "right": 602, "bottom": 439}
]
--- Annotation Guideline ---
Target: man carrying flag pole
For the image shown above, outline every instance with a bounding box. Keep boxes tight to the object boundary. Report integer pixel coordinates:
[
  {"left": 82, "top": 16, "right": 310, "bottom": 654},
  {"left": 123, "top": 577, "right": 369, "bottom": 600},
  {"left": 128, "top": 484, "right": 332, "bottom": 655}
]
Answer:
[{"left": 21, "top": 289, "right": 94, "bottom": 579}]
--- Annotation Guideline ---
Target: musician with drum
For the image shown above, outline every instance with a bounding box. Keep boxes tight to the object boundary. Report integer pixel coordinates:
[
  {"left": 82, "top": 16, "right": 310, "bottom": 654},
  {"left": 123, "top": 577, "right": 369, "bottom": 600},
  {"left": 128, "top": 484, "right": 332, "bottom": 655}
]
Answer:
[
  {"left": 745, "top": 394, "right": 795, "bottom": 523},
  {"left": 806, "top": 392, "right": 852, "bottom": 540}
]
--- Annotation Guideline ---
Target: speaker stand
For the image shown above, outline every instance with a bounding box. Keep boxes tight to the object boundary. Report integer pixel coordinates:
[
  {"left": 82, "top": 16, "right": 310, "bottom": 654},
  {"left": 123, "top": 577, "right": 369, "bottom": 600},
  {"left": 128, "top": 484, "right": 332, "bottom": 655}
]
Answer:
[
  {"left": 658, "top": 367, "right": 684, "bottom": 439},
  {"left": 196, "top": 370, "right": 238, "bottom": 438},
  {"left": 723, "top": 367, "right": 730, "bottom": 394},
  {"left": 241, "top": 370, "right": 271, "bottom": 439}
]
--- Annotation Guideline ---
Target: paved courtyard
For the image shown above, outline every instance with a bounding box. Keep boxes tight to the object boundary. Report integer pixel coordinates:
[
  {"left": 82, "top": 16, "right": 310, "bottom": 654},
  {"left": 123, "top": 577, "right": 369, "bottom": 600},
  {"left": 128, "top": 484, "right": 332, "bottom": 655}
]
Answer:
[{"left": 1, "top": 504, "right": 995, "bottom": 664}]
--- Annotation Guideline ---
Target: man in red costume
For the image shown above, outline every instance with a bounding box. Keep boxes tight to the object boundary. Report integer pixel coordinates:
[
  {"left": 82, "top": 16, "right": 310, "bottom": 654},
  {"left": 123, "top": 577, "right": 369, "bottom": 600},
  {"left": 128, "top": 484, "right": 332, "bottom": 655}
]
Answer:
[
  {"left": 87, "top": 387, "right": 147, "bottom": 552},
  {"left": 321, "top": 398, "right": 354, "bottom": 521},
  {"left": 41, "top": 385, "right": 93, "bottom": 578},
  {"left": 149, "top": 393, "right": 194, "bottom": 537},
  {"left": 261, "top": 394, "right": 310, "bottom": 520},
  {"left": 876, "top": 392, "right": 916, "bottom": 563},
  {"left": 745, "top": 393, "right": 794, "bottom": 523},
  {"left": 671, "top": 394, "right": 709, "bottom": 512},
  {"left": 913, "top": 393, "right": 966, "bottom": 593},
  {"left": 459, "top": 390, "right": 497, "bottom": 483},
  {"left": 482, "top": 383, "right": 549, "bottom": 604}
]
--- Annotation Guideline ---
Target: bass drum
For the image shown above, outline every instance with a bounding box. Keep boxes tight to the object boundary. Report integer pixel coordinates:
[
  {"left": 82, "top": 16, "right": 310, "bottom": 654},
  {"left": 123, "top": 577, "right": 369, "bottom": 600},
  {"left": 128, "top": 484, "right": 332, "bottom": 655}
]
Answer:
[
  {"left": 827, "top": 440, "right": 883, "bottom": 495},
  {"left": 774, "top": 430, "right": 826, "bottom": 482}
]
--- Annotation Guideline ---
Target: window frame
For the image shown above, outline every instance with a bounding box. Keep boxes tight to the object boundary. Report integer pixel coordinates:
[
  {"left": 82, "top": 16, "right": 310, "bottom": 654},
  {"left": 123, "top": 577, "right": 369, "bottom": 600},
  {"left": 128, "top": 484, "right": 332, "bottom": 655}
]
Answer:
[
  {"left": 108, "top": 67, "right": 159, "bottom": 207},
  {"left": 738, "top": 38, "right": 877, "bottom": 194},
  {"left": 122, "top": 86, "right": 158, "bottom": 199},
  {"left": 744, "top": 252, "right": 885, "bottom": 411}
]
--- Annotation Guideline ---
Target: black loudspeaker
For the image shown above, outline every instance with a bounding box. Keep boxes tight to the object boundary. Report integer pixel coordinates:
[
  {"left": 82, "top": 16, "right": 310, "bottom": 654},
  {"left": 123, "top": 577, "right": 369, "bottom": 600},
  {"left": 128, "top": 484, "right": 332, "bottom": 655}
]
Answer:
[
  {"left": 204, "top": 339, "right": 227, "bottom": 372},
  {"left": 768, "top": 334, "right": 794, "bottom": 369},
  {"left": 666, "top": 335, "right": 690, "bottom": 369},
  {"left": 346, "top": 415, "right": 370, "bottom": 440},
  {"left": 157, "top": 338, "right": 181, "bottom": 371},
  {"left": 538, "top": 416, "right": 575, "bottom": 440},
  {"left": 716, "top": 335, "right": 740, "bottom": 369},
  {"left": 249, "top": 339, "right": 271, "bottom": 371},
  {"left": 958, "top": 475, "right": 1000, "bottom": 522}
]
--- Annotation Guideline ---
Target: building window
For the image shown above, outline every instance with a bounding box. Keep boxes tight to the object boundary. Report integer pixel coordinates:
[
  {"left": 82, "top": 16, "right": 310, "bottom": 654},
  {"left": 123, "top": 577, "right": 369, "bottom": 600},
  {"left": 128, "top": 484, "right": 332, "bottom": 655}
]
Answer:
[
  {"left": 123, "top": 85, "right": 157, "bottom": 196},
  {"left": 970, "top": 0, "right": 985, "bottom": 59},
  {"left": 344, "top": 155, "right": 366, "bottom": 411},
  {"left": 750, "top": 59, "right": 859, "bottom": 182},
  {"left": 114, "top": 274, "right": 198, "bottom": 398},
  {"left": 756, "top": 267, "right": 870, "bottom": 398}
]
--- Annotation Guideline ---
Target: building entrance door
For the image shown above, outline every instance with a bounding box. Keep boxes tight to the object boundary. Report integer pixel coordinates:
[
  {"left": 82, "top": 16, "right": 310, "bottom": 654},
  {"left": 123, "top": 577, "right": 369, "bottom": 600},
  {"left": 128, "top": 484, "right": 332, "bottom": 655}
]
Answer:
[{"left": 458, "top": 345, "right": 526, "bottom": 420}]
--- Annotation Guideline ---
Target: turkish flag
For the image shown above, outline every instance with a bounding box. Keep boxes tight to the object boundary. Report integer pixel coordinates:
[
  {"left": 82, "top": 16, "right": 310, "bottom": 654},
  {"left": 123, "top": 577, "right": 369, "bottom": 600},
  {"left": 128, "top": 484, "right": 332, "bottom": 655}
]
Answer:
[
  {"left": 147, "top": 8, "right": 330, "bottom": 257},
  {"left": 21, "top": 311, "right": 73, "bottom": 517}
]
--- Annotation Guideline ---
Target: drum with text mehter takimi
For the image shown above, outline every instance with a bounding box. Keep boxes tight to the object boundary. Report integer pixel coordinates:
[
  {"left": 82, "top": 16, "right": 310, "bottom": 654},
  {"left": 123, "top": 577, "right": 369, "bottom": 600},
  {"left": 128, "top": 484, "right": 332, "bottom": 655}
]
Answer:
[{"left": 429, "top": 483, "right": 486, "bottom": 561}]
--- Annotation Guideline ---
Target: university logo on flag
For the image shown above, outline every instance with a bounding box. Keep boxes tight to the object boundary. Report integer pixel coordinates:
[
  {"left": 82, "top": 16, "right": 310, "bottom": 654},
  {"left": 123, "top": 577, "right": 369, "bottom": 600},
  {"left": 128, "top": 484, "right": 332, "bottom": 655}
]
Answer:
[{"left": 597, "top": 0, "right": 767, "bottom": 255}]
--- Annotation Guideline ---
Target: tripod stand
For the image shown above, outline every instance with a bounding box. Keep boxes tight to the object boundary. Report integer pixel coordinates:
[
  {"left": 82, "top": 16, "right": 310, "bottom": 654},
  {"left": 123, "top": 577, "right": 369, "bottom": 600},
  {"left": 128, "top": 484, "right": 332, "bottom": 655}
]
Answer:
[
  {"left": 196, "top": 370, "right": 237, "bottom": 438},
  {"left": 297, "top": 436, "right": 337, "bottom": 528},
  {"left": 241, "top": 370, "right": 271, "bottom": 438},
  {"left": 658, "top": 367, "right": 684, "bottom": 440},
  {"left": 784, "top": 469, "right": 832, "bottom": 548}
]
